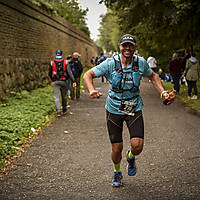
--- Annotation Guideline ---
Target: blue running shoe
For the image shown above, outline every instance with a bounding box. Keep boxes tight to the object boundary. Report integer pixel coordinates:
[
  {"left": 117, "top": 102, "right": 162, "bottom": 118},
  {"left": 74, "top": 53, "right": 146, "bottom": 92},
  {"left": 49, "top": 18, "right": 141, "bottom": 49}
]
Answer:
[
  {"left": 126, "top": 150, "right": 136, "bottom": 176},
  {"left": 112, "top": 171, "right": 122, "bottom": 187}
]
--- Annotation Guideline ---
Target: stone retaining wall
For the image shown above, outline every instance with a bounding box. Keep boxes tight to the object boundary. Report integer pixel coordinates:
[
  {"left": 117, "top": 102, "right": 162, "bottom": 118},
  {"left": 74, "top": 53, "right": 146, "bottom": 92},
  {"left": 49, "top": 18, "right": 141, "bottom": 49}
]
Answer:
[{"left": 0, "top": 0, "right": 97, "bottom": 99}]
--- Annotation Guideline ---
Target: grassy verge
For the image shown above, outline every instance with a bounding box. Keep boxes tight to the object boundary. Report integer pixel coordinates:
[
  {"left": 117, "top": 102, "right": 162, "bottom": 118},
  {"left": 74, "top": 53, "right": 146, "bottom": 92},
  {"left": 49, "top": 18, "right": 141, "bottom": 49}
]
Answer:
[
  {"left": 0, "top": 85, "right": 56, "bottom": 171},
  {"left": 162, "top": 80, "right": 200, "bottom": 113}
]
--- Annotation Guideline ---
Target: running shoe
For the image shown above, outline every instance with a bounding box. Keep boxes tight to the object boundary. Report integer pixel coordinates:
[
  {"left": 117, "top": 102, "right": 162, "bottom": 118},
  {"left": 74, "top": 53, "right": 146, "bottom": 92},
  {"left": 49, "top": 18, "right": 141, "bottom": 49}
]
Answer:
[
  {"left": 126, "top": 150, "right": 136, "bottom": 176},
  {"left": 112, "top": 171, "right": 122, "bottom": 187}
]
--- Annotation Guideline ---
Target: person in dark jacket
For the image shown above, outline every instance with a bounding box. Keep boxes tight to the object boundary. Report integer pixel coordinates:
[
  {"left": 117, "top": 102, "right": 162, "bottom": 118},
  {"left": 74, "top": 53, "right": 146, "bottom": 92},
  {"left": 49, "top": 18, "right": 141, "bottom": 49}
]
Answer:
[
  {"left": 49, "top": 50, "right": 76, "bottom": 116},
  {"left": 69, "top": 52, "right": 83, "bottom": 100},
  {"left": 168, "top": 53, "right": 183, "bottom": 94}
]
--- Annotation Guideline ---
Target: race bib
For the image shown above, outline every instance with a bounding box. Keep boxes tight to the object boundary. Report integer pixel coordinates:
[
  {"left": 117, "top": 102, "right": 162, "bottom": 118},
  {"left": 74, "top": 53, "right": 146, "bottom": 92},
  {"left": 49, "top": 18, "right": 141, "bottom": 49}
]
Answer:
[{"left": 118, "top": 100, "right": 137, "bottom": 116}]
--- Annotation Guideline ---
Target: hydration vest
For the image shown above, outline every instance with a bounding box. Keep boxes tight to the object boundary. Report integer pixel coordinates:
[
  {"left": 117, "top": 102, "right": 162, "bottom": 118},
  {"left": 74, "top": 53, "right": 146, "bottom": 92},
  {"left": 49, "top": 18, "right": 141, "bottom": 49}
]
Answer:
[
  {"left": 111, "top": 54, "right": 139, "bottom": 93},
  {"left": 51, "top": 59, "right": 67, "bottom": 81}
]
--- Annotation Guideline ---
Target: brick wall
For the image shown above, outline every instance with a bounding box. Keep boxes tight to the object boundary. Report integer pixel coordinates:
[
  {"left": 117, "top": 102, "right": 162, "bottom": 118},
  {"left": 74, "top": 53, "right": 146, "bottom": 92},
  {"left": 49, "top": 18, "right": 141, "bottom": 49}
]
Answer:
[{"left": 0, "top": 0, "right": 97, "bottom": 99}]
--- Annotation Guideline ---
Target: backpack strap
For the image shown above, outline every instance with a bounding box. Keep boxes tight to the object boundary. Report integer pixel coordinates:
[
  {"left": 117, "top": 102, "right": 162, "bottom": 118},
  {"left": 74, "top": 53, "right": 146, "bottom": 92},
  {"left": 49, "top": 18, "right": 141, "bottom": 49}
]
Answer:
[
  {"left": 112, "top": 54, "right": 123, "bottom": 92},
  {"left": 51, "top": 60, "right": 57, "bottom": 74},
  {"left": 113, "top": 54, "right": 122, "bottom": 72},
  {"left": 112, "top": 54, "right": 139, "bottom": 94},
  {"left": 113, "top": 54, "right": 139, "bottom": 72},
  {"left": 132, "top": 55, "right": 139, "bottom": 72}
]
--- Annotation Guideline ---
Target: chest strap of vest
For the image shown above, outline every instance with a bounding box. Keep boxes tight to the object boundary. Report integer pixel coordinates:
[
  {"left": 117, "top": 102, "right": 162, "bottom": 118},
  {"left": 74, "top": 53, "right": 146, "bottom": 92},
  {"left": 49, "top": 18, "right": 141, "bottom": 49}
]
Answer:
[{"left": 109, "top": 95, "right": 139, "bottom": 101}]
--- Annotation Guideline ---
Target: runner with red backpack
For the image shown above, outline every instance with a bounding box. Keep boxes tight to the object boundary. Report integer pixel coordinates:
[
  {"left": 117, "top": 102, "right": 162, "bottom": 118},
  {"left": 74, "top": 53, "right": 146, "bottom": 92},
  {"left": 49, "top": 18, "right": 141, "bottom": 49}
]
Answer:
[{"left": 49, "top": 50, "right": 76, "bottom": 116}]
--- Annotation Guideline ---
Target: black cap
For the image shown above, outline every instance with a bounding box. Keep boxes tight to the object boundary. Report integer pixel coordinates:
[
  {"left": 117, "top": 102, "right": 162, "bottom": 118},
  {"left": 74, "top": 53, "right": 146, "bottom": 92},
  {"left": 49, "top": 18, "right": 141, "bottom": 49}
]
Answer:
[{"left": 120, "top": 34, "right": 136, "bottom": 46}]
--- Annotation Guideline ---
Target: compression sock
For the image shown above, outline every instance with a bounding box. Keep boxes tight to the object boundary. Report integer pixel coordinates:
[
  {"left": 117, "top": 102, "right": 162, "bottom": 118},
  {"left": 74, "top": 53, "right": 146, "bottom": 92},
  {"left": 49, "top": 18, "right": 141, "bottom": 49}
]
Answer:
[
  {"left": 113, "top": 162, "right": 121, "bottom": 172},
  {"left": 128, "top": 150, "right": 135, "bottom": 158}
]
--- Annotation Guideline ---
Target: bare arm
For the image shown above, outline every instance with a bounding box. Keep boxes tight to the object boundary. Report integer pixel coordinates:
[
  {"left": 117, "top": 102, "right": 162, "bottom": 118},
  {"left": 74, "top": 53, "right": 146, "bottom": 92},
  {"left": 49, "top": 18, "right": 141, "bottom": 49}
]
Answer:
[
  {"left": 149, "top": 71, "right": 165, "bottom": 93},
  {"left": 83, "top": 69, "right": 102, "bottom": 98},
  {"left": 149, "top": 71, "right": 175, "bottom": 105}
]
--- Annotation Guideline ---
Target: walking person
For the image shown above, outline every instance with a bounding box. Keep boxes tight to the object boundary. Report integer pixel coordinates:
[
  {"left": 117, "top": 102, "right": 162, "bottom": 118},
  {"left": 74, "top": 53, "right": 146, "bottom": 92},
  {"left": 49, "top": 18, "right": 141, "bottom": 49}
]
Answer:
[
  {"left": 183, "top": 53, "right": 200, "bottom": 99},
  {"left": 70, "top": 52, "right": 83, "bottom": 100},
  {"left": 83, "top": 34, "right": 175, "bottom": 187},
  {"left": 49, "top": 50, "right": 76, "bottom": 116},
  {"left": 147, "top": 54, "right": 157, "bottom": 72},
  {"left": 66, "top": 55, "right": 73, "bottom": 107},
  {"left": 168, "top": 53, "right": 183, "bottom": 95}
]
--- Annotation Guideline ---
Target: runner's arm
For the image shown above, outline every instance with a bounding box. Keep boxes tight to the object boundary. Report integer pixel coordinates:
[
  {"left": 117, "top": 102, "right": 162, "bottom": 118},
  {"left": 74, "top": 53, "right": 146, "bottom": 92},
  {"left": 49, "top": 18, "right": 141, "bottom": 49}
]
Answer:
[
  {"left": 148, "top": 71, "right": 175, "bottom": 104},
  {"left": 148, "top": 71, "right": 165, "bottom": 93},
  {"left": 83, "top": 69, "right": 102, "bottom": 99}
]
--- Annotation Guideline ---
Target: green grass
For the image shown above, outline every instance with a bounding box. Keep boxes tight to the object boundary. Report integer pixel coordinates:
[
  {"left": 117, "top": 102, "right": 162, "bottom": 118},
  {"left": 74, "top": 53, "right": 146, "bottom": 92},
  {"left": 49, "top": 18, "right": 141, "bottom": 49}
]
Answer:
[
  {"left": 0, "top": 85, "right": 56, "bottom": 171},
  {"left": 0, "top": 69, "right": 89, "bottom": 171},
  {"left": 162, "top": 80, "right": 200, "bottom": 113}
]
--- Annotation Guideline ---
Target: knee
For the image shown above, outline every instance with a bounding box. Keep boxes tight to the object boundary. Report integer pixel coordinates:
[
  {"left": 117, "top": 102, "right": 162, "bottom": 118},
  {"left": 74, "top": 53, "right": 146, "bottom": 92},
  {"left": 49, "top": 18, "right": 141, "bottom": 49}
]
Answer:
[
  {"left": 112, "top": 142, "right": 123, "bottom": 153},
  {"left": 130, "top": 138, "right": 144, "bottom": 155}
]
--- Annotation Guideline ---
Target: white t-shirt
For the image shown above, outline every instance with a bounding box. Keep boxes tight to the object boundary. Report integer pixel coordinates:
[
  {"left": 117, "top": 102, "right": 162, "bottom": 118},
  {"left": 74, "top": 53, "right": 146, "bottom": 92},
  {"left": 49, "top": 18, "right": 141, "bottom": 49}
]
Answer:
[{"left": 147, "top": 56, "right": 157, "bottom": 68}]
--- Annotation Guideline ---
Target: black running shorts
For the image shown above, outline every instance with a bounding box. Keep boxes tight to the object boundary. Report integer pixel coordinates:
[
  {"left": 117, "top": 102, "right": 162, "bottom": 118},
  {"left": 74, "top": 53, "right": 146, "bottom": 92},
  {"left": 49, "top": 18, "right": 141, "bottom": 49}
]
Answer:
[{"left": 106, "top": 110, "right": 144, "bottom": 144}]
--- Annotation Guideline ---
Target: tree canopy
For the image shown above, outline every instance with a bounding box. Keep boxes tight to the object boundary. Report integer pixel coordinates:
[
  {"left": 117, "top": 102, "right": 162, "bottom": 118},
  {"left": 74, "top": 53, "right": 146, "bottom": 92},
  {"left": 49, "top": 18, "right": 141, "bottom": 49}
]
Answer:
[{"left": 98, "top": 0, "right": 200, "bottom": 69}]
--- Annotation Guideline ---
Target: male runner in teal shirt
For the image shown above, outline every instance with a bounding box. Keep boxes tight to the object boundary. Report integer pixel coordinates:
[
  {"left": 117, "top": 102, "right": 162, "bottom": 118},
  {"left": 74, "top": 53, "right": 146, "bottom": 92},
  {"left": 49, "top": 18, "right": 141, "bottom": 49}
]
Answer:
[{"left": 83, "top": 34, "right": 175, "bottom": 187}]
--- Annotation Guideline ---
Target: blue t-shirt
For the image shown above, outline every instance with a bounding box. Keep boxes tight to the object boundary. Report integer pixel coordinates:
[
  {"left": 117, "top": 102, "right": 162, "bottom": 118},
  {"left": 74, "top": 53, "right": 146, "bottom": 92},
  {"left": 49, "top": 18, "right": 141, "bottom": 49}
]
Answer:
[{"left": 92, "top": 54, "right": 152, "bottom": 115}]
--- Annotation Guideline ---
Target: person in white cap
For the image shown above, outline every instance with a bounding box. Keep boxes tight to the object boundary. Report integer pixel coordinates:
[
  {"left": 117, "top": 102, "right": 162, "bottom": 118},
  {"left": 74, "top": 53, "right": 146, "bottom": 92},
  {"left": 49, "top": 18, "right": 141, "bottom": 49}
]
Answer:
[
  {"left": 147, "top": 54, "right": 157, "bottom": 72},
  {"left": 83, "top": 34, "right": 175, "bottom": 187},
  {"left": 69, "top": 52, "right": 83, "bottom": 100}
]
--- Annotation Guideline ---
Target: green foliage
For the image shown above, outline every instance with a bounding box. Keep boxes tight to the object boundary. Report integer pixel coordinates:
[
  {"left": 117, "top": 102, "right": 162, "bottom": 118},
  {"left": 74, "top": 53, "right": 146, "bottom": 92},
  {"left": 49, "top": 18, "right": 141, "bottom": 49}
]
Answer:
[
  {"left": 99, "top": 0, "right": 200, "bottom": 66},
  {"left": 28, "top": 0, "right": 90, "bottom": 36},
  {"left": 98, "top": 10, "right": 120, "bottom": 52},
  {"left": 0, "top": 85, "right": 55, "bottom": 170}
]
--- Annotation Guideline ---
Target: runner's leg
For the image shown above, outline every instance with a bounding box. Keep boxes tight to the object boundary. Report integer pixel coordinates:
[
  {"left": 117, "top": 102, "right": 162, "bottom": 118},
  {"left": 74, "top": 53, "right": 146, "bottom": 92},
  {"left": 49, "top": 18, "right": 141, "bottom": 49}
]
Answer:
[
  {"left": 52, "top": 81, "right": 61, "bottom": 113},
  {"left": 125, "top": 111, "right": 144, "bottom": 175}
]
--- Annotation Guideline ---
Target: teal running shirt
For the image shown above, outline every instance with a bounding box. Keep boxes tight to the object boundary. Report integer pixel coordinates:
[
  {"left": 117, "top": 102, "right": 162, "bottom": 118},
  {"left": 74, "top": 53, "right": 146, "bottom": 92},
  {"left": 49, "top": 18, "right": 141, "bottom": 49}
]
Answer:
[{"left": 92, "top": 54, "right": 152, "bottom": 115}]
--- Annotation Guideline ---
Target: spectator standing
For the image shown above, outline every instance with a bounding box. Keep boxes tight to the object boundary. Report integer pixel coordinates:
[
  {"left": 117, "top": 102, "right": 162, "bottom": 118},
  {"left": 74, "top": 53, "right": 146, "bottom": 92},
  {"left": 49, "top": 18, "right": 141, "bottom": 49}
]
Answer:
[
  {"left": 49, "top": 50, "right": 76, "bottom": 116},
  {"left": 70, "top": 52, "right": 83, "bottom": 100},
  {"left": 183, "top": 53, "right": 200, "bottom": 99},
  {"left": 168, "top": 53, "right": 183, "bottom": 95},
  {"left": 147, "top": 55, "right": 157, "bottom": 72}
]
